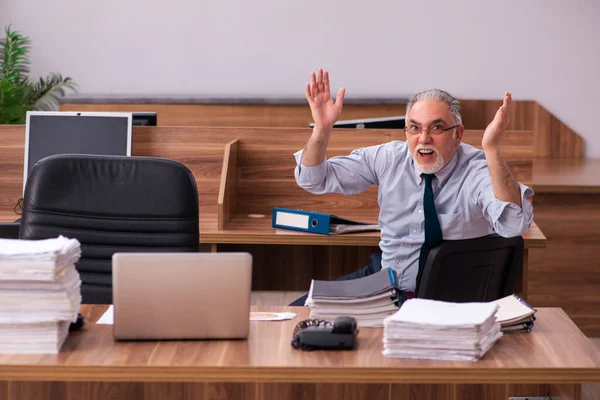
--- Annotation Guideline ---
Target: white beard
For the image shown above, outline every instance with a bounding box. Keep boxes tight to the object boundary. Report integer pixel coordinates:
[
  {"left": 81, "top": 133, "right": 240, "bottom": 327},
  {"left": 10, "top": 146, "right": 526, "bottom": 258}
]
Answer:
[{"left": 413, "top": 146, "right": 445, "bottom": 174}]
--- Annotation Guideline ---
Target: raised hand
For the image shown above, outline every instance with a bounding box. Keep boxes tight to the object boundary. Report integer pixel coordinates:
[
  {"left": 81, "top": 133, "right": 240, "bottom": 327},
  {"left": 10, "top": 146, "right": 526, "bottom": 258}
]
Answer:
[
  {"left": 305, "top": 68, "right": 346, "bottom": 129},
  {"left": 482, "top": 92, "right": 512, "bottom": 150}
]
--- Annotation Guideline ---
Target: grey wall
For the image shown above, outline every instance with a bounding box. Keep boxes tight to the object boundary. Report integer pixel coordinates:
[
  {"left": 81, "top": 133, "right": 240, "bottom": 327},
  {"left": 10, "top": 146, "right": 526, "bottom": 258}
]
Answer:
[{"left": 2, "top": 0, "right": 599, "bottom": 156}]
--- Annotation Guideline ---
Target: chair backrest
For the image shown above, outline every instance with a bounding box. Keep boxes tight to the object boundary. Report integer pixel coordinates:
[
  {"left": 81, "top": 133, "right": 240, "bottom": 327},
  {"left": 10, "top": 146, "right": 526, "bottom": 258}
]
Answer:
[
  {"left": 19, "top": 154, "right": 200, "bottom": 304},
  {"left": 416, "top": 235, "right": 524, "bottom": 302}
]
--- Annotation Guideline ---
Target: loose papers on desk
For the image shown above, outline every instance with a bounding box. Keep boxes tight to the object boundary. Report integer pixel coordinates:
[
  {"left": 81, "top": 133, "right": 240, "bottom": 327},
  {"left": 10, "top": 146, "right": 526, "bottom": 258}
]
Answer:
[
  {"left": 305, "top": 268, "right": 400, "bottom": 327},
  {"left": 0, "top": 236, "right": 82, "bottom": 354},
  {"left": 382, "top": 299, "right": 502, "bottom": 361}
]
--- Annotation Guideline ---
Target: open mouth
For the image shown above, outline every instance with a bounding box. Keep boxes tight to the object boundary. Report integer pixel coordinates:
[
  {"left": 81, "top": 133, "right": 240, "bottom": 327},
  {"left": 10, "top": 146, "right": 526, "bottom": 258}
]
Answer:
[{"left": 417, "top": 149, "right": 436, "bottom": 161}]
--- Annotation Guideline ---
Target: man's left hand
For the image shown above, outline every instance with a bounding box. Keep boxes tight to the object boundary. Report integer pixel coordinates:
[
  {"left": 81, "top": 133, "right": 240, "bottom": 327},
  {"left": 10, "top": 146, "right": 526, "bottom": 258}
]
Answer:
[{"left": 482, "top": 92, "right": 512, "bottom": 150}]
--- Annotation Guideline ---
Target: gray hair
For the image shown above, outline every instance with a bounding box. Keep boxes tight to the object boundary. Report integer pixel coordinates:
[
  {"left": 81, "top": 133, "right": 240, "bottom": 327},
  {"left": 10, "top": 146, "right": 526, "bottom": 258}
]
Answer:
[{"left": 406, "top": 89, "right": 462, "bottom": 125}]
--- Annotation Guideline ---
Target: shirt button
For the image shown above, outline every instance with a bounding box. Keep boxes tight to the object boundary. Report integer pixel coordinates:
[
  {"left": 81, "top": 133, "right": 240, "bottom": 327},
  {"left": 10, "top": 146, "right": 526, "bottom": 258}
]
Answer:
[
  {"left": 411, "top": 229, "right": 417, "bottom": 233},
  {"left": 418, "top": 209, "right": 423, "bottom": 214}
]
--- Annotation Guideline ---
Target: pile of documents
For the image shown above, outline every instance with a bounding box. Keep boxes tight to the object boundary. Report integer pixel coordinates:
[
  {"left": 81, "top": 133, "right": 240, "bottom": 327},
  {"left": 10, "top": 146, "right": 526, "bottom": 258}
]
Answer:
[
  {"left": 490, "top": 294, "right": 536, "bottom": 333},
  {"left": 0, "top": 236, "right": 82, "bottom": 353},
  {"left": 305, "top": 269, "right": 400, "bottom": 327},
  {"left": 382, "top": 299, "right": 502, "bottom": 361}
]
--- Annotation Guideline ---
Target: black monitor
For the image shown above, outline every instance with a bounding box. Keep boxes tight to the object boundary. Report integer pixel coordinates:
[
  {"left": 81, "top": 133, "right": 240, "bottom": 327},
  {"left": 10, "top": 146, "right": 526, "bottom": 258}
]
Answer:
[
  {"left": 132, "top": 112, "right": 158, "bottom": 126},
  {"left": 310, "top": 115, "right": 405, "bottom": 129},
  {"left": 24, "top": 111, "right": 132, "bottom": 193}
]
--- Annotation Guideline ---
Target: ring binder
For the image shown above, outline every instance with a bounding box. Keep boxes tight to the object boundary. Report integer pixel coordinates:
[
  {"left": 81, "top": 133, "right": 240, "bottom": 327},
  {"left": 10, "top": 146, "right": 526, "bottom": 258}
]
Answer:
[{"left": 272, "top": 207, "right": 380, "bottom": 235}]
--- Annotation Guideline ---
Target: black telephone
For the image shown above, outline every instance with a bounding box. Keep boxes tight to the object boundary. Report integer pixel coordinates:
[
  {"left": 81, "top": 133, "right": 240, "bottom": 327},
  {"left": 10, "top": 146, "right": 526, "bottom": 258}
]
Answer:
[{"left": 291, "top": 316, "right": 358, "bottom": 351}]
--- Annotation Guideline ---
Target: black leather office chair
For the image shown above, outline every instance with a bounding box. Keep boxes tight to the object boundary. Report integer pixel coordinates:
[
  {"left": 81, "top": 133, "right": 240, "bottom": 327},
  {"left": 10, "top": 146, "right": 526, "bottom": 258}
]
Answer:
[
  {"left": 19, "top": 154, "right": 200, "bottom": 304},
  {"left": 415, "top": 235, "right": 524, "bottom": 302}
]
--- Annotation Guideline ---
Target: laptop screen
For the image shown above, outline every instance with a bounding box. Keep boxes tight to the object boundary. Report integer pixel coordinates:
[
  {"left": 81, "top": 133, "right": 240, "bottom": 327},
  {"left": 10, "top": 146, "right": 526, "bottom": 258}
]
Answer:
[{"left": 24, "top": 112, "right": 132, "bottom": 193}]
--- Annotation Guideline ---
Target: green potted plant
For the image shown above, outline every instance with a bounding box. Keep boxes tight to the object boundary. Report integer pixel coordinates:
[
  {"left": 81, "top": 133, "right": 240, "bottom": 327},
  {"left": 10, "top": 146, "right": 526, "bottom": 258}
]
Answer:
[{"left": 0, "top": 25, "right": 78, "bottom": 124}]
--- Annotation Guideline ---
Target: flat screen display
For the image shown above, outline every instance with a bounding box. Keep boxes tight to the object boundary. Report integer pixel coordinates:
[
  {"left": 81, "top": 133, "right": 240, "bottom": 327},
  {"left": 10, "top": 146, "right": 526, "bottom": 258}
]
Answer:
[{"left": 24, "top": 111, "right": 132, "bottom": 192}]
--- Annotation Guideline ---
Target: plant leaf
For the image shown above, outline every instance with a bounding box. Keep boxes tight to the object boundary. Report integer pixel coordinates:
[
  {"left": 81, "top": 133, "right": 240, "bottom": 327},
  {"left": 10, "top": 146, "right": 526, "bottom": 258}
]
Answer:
[
  {"left": 31, "top": 73, "right": 78, "bottom": 111},
  {"left": 1, "top": 25, "right": 78, "bottom": 123}
]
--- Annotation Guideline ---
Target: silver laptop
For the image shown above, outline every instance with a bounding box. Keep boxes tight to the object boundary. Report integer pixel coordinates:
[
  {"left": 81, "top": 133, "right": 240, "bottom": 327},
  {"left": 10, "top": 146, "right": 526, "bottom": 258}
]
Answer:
[{"left": 112, "top": 252, "right": 252, "bottom": 340}]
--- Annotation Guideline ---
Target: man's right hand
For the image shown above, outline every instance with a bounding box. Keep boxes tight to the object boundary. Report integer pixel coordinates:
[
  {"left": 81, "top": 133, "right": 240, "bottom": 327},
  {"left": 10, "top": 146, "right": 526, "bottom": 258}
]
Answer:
[{"left": 305, "top": 68, "right": 345, "bottom": 130}]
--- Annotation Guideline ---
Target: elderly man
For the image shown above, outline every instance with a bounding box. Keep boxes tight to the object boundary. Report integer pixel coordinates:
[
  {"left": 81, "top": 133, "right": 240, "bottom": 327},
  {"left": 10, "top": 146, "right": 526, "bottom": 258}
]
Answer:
[{"left": 289, "top": 69, "right": 533, "bottom": 306}]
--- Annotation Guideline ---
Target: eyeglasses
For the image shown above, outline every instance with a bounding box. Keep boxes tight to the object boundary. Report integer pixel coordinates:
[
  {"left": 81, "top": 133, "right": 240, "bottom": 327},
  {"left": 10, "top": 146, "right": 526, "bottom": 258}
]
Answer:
[{"left": 404, "top": 124, "right": 460, "bottom": 136}]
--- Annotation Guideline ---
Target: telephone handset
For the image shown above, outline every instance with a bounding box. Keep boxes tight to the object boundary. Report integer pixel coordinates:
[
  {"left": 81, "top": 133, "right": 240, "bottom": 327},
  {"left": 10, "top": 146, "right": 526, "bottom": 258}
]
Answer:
[{"left": 291, "top": 316, "right": 358, "bottom": 350}]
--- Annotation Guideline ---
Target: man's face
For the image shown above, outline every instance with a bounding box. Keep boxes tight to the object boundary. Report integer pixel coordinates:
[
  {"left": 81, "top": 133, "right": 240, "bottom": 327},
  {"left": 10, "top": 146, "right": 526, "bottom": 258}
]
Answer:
[{"left": 405, "top": 99, "right": 464, "bottom": 174}]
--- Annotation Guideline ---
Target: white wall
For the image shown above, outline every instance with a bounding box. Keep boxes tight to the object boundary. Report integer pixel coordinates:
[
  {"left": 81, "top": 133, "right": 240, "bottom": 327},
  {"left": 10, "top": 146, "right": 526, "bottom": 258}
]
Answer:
[{"left": 2, "top": 0, "right": 599, "bottom": 156}]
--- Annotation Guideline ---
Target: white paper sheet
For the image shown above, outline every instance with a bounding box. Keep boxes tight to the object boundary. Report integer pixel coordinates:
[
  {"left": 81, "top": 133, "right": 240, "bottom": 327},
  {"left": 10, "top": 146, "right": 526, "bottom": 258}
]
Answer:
[
  {"left": 96, "top": 305, "right": 114, "bottom": 325},
  {"left": 96, "top": 307, "right": 294, "bottom": 325},
  {"left": 250, "top": 312, "right": 296, "bottom": 321}
]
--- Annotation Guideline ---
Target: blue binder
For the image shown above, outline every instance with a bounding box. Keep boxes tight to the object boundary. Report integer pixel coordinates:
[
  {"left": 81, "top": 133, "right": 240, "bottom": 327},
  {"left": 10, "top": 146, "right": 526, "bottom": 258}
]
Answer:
[{"left": 271, "top": 207, "right": 379, "bottom": 235}]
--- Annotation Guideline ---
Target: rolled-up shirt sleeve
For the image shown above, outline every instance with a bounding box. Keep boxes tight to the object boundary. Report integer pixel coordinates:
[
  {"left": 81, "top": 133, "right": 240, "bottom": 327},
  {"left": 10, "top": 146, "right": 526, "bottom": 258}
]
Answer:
[
  {"left": 294, "top": 145, "right": 385, "bottom": 195},
  {"left": 478, "top": 182, "right": 535, "bottom": 238},
  {"left": 293, "top": 150, "right": 329, "bottom": 193}
]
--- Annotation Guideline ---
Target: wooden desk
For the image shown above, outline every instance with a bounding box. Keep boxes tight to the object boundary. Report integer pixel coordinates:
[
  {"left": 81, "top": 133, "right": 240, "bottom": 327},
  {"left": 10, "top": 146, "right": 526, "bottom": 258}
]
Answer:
[
  {"left": 1, "top": 306, "right": 598, "bottom": 400},
  {"left": 529, "top": 158, "right": 600, "bottom": 336},
  {"left": 534, "top": 158, "right": 600, "bottom": 194},
  {"left": 202, "top": 214, "right": 546, "bottom": 248}
]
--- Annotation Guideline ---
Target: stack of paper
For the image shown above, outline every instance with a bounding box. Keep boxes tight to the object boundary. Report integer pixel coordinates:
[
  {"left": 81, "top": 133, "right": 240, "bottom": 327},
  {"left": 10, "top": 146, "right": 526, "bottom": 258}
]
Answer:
[
  {"left": 382, "top": 299, "right": 502, "bottom": 361},
  {"left": 490, "top": 294, "right": 536, "bottom": 333},
  {"left": 305, "top": 269, "right": 400, "bottom": 327},
  {"left": 0, "top": 236, "right": 82, "bottom": 353}
]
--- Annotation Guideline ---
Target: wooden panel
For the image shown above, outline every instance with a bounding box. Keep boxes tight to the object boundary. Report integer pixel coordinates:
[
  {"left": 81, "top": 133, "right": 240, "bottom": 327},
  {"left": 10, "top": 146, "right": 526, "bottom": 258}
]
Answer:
[
  {"left": 60, "top": 99, "right": 584, "bottom": 159},
  {"left": 534, "top": 102, "right": 584, "bottom": 159},
  {"left": 583, "top": 383, "right": 600, "bottom": 400},
  {"left": 315, "top": 384, "right": 390, "bottom": 400},
  {"left": 218, "top": 140, "right": 240, "bottom": 229},
  {"left": 455, "top": 384, "right": 505, "bottom": 400},
  {"left": 1, "top": 382, "right": 254, "bottom": 400},
  {"left": 460, "top": 100, "right": 536, "bottom": 132},
  {"left": 0, "top": 125, "right": 26, "bottom": 216},
  {"left": 255, "top": 383, "right": 315, "bottom": 400},
  {"left": 401, "top": 384, "right": 456, "bottom": 400},
  {"left": 234, "top": 129, "right": 532, "bottom": 218},
  {"left": 188, "top": 383, "right": 254, "bottom": 400},
  {"left": 1, "top": 307, "right": 599, "bottom": 384},
  {"left": 528, "top": 192, "right": 600, "bottom": 336},
  {"left": 549, "top": 384, "right": 581, "bottom": 400},
  {"left": 59, "top": 103, "right": 407, "bottom": 128},
  {"left": 0, "top": 382, "right": 570, "bottom": 400},
  {"left": 219, "top": 244, "right": 381, "bottom": 290}
]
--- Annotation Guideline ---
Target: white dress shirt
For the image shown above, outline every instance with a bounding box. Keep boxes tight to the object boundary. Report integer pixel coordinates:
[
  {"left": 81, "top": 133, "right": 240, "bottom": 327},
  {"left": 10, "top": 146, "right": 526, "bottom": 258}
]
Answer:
[{"left": 294, "top": 141, "right": 534, "bottom": 291}]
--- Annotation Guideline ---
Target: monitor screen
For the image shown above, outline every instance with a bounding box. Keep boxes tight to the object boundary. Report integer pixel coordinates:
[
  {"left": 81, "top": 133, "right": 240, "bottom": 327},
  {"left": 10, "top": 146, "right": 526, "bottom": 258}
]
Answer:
[
  {"left": 24, "top": 111, "right": 132, "bottom": 193},
  {"left": 310, "top": 115, "right": 405, "bottom": 129},
  {"left": 132, "top": 112, "right": 157, "bottom": 126}
]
